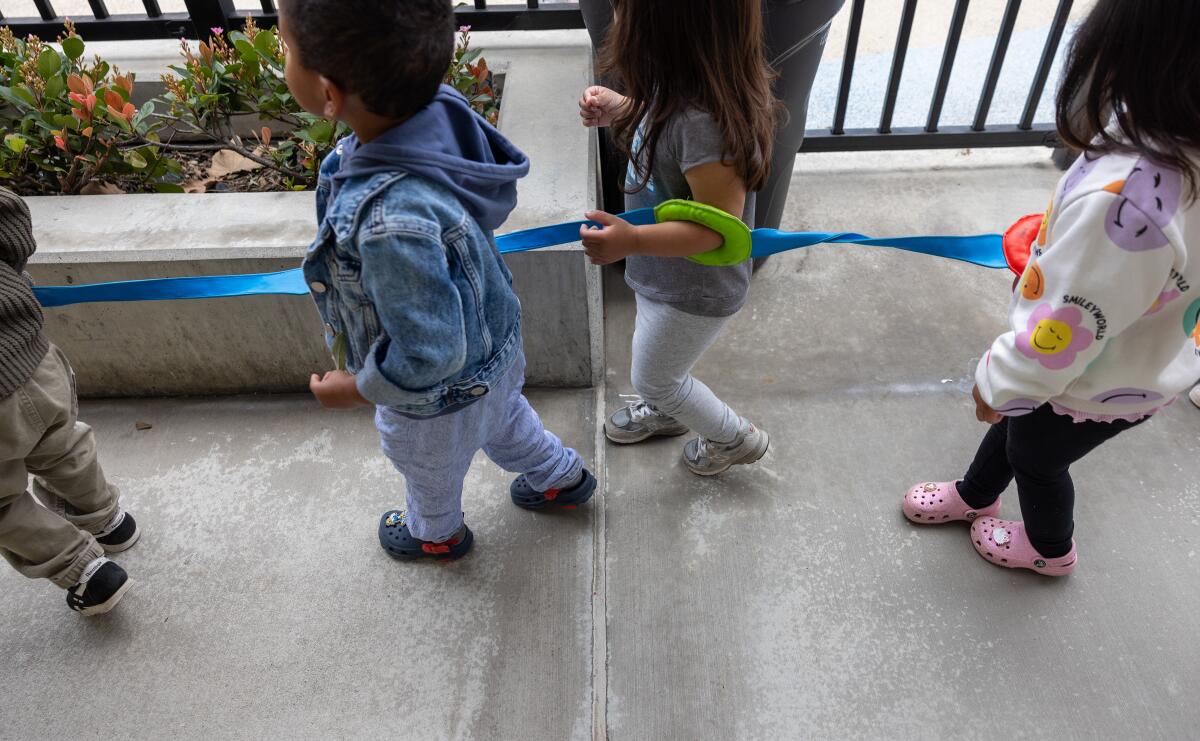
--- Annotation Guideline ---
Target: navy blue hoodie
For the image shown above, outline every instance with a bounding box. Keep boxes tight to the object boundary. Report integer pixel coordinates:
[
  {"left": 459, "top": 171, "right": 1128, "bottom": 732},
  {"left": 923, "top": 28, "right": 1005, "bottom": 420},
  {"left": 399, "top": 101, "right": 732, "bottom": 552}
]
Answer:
[{"left": 330, "top": 85, "right": 529, "bottom": 231}]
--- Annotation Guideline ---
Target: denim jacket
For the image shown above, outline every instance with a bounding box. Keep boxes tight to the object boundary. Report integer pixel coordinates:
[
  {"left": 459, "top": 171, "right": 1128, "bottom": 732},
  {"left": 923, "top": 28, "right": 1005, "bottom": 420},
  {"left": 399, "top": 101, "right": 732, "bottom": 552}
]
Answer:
[{"left": 303, "top": 145, "right": 523, "bottom": 417}]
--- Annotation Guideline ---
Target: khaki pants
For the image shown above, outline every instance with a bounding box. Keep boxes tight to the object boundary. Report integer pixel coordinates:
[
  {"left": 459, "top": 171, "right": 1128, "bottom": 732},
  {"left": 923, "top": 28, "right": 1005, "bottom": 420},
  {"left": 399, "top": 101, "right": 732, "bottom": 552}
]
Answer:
[{"left": 0, "top": 344, "right": 119, "bottom": 587}]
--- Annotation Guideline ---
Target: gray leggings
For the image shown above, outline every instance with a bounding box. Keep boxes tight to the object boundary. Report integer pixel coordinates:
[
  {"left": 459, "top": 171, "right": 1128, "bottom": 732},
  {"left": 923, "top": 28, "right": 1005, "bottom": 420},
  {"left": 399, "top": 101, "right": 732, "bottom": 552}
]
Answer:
[
  {"left": 579, "top": 0, "right": 844, "bottom": 229},
  {"left": 631, "top": 294, "right": 743, "bottom": 444}
]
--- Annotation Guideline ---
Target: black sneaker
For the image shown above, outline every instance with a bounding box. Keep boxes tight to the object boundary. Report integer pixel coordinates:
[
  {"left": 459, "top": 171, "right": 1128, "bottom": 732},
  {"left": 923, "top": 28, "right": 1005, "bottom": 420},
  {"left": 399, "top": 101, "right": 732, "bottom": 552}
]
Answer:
[
  {"left": 66, "top": 558, "right": 132, "bottom": 616},
  {"left": 95, "top": 510, "right": 140, "bottom": 554}
]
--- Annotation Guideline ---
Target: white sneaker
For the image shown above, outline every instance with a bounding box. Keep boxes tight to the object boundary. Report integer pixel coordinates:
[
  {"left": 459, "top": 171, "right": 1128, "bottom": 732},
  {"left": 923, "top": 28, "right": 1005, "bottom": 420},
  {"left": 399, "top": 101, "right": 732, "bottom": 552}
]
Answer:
[
  {"left": 683, "top": 422, "right": 770, "bottom": 476},
  {"left": 605, "top": 399, "right": 689, "bottom": 444},
  {"left": 1189, "top": 384, "right": 1200, "bottom": 409}
]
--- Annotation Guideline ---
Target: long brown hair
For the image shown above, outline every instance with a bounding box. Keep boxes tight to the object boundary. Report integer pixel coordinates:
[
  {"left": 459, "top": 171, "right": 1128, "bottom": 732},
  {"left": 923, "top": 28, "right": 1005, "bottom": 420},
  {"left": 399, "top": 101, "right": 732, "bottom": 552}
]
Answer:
[
  {"left": 1056, "top": 0, "right": 1200, "bottom": 199},
  {"left": 599, "top": 0, "right": 781, "bottom": 194}
]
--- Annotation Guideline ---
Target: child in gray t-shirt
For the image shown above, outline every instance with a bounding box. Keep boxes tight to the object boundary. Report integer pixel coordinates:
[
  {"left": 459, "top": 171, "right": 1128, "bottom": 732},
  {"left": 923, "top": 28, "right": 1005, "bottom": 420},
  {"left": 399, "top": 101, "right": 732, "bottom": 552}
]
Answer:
[
  {"left": 576, "top": 0, "right": 780, "bottom": 476},
  {"left": 621, "top": 109, "right": 757, "bottom": 319}
]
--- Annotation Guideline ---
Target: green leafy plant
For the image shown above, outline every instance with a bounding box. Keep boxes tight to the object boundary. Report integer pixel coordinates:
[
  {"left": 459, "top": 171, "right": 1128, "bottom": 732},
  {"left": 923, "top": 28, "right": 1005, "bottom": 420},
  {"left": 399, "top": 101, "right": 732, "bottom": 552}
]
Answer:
[
  {"left": 159, "top": 19, "right": 504, "bottom": 188},
  {"left": 0, "top": 23, "right": 180, "bottom": 195},
  {"left": 0, "top": 18, "right": 504, "bottom": 195},
  {"left": 447, "top": 26, "right": 500, "bottom": 126},
  {"left": 158, "top": 17, "right": 343, "bottom": 188}
]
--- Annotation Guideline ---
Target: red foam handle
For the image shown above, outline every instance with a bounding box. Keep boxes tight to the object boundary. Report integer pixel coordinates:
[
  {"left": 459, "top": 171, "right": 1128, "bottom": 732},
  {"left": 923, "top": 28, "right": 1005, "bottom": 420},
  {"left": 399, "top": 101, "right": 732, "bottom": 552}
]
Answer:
[{"left": 1003, "top": 213, "right": 1043, "bottom": 277}]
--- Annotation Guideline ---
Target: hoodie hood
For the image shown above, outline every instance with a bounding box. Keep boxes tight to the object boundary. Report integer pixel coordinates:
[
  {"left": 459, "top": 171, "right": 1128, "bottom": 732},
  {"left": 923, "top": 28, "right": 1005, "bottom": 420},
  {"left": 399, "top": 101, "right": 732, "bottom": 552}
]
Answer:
[{"left": 331, "top": 85, "right": 529, "bottom": 232}]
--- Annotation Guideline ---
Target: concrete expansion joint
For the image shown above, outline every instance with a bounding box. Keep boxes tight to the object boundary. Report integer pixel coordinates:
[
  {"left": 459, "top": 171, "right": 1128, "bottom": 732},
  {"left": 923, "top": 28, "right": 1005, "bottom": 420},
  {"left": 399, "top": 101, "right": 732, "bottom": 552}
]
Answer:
[{"left": 590, "top": 379, "right": 610, "bottom": 741}]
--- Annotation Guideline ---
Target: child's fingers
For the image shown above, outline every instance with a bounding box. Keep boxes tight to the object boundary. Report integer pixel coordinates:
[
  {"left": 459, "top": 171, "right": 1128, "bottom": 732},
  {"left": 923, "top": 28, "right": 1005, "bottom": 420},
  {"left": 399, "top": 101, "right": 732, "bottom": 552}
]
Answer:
[
  {"left": 580, "top": 222, "right": 606, "bottom": 238},
  {"left": 585, "top": 210, "right": 620, "bottom": 226}
]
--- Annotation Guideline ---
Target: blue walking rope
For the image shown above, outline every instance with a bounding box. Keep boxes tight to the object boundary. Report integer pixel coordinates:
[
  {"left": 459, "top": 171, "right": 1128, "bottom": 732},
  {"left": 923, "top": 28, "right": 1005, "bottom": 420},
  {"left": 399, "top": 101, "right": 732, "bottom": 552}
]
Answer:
[{"left": 31, "top": 207, "right": 1007, "bottom": 308}]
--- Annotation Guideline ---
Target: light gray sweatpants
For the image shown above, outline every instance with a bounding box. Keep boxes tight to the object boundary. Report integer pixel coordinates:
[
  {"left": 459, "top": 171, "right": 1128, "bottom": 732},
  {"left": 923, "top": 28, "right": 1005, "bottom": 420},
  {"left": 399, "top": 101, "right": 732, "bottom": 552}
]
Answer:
[
  {"left": 630, "top": 294, "right": 744, "bottom": 444},
  {"left": 376, "top": 352, "right": 584, "bottom": 542}
]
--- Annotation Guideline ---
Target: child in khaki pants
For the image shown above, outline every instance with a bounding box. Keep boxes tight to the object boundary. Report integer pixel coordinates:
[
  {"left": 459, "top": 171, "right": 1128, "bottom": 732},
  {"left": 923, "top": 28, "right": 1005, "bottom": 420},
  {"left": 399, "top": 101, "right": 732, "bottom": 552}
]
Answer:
[{"left": 0, "top": 188, "right": 139, "bottom": 615}]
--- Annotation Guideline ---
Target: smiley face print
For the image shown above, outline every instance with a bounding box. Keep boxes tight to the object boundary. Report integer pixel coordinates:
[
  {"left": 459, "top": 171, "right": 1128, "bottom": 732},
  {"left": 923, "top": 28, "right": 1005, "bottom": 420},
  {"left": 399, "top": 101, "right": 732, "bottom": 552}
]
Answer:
[
  {"left": 1031, "top": 319, "right": 1073, "bottom": 353},
  {"left": 1037, "top": 198, "right": 1052, "bottom": 248},
  {"left": 1185, "top": 299, "right": 1200, "bottom": 346},
  {"left": 1058, "top": 152, "right": 1099, "bottom": 201},
  {"left": 1017, "top": 304, "right": 1094, "bottom": 370},
  {"left": 1104, "top": 162, "right": 1182, "bottom": 251},
  {"left": 1144, "top": 289, "right": 1182, "bottom": 316},
  {"left": 1020, "top": 261, "right": 1045, "bottom": 301},
  {"left": 1090, "top": 388, "right": 1166, "bottom": 405},
  {"left": 994, "top": 398, "right": 1039, "bottom": 416}
]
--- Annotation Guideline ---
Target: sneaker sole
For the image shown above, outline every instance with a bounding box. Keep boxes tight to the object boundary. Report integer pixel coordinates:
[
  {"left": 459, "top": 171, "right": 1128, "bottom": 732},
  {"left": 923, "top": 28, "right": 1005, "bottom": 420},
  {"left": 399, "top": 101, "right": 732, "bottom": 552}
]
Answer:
[
  {"left": 99, "top": 528, "right": 141, "bottom": 554},
  {"left": 604, "top": 423, "right": 689, "bottom": 445},
  {"left": 77, "top": 579, "right": 133, "bottom": 617},
  {"left": 686, "top": 431, "right": 771, "bottom": 477}
]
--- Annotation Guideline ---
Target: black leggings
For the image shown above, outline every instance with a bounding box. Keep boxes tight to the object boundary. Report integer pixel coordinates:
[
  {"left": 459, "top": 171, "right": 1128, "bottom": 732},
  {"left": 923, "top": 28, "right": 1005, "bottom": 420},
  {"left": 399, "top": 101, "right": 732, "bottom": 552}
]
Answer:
[
  {"left": 957, "top": 404, "right": 1143, "bottom": 558},
  {"left": 578, "top": 0, "right": 844, "bottom": 228}
]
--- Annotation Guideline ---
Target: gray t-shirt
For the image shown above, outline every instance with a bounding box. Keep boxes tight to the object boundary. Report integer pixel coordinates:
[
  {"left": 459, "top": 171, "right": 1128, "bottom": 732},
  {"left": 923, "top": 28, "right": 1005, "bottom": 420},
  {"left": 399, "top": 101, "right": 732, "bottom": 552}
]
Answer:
[{"left": 623, "top": 109, "right": 755, "bottom": 317}]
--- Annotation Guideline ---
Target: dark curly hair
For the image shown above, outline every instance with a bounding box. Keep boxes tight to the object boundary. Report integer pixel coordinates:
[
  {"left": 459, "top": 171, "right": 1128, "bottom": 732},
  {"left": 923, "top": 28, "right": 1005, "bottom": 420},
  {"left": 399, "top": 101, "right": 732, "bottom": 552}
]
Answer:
[
  {"left": 1056, "top": 0, "right": 1200, "bottom": 199},
  {"left": 282, "top": 0, "right": 454, "bottom": 119}
]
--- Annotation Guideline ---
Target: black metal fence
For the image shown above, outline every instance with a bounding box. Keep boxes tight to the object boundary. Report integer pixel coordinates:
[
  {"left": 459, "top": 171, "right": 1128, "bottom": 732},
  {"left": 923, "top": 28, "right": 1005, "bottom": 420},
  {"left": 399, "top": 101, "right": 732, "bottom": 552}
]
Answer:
[
  {"left": 805, "top": 0, "right": 1074, "bottom": 152},
  {"left": 1, "top": 0, "right": 1073, "bottom": 151},
  {"left": 0, "top": 0, "right": 584, "bottom": 40}
]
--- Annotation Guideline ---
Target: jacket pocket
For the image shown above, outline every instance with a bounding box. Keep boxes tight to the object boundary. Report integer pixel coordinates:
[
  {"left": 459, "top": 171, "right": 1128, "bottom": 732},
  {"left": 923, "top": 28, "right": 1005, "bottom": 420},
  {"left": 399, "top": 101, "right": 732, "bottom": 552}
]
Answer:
[{"left": 447, "top": 229, "right": 493, "bottom": 357}]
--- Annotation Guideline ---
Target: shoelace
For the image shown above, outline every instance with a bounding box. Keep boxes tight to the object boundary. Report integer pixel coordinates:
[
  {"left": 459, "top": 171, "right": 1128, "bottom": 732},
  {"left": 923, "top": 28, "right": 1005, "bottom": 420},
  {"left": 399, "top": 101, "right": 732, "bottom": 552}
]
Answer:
[{"left": 628, "top": 399, "right": 658, "bottom": 423}]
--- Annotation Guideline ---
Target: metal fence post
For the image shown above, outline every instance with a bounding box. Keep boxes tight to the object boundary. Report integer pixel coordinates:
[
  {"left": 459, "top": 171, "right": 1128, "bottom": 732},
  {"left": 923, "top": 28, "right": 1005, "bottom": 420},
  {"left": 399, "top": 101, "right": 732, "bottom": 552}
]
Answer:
[{"left": 183, "top": 0, "right": 237, "bottom": 36}]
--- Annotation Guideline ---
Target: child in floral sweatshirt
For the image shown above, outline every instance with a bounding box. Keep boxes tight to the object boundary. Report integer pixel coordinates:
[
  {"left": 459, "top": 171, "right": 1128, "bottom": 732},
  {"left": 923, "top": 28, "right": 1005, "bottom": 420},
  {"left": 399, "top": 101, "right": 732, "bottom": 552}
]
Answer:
[{"left": 903, "top": 0, "right": 1200, "bottom": 576}]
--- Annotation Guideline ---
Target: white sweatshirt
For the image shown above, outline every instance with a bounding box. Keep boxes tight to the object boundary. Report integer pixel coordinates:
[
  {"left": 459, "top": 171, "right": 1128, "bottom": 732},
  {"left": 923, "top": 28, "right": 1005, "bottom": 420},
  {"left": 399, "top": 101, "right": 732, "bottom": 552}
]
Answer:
[{"left": 977, "top": 151, "right": 1200, "bottom": 421}]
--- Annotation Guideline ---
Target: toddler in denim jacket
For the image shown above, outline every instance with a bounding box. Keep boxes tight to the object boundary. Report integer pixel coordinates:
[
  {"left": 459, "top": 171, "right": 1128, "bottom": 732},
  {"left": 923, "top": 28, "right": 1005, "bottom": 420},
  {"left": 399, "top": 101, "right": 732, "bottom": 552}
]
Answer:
[{"left": 281, "top": 0, "right": 595, "bottom": 560}]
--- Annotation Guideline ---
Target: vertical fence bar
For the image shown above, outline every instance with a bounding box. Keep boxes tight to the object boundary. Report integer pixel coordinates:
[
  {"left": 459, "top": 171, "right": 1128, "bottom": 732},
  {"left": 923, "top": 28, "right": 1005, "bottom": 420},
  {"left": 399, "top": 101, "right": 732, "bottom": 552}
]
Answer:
[
  {"left": 925, "top": 0, "right": 970, "bottom": 132},
  {"left": 183, "top": 0, "right": 238, "bottom": 34},
  {"left": 142, "top": 0, "right": 163, "bottom": 17},
  {"left": 879, "top": 0, "right": 919, "bottom": 134},
  {"left": 527, "top": 0, "right": 539, "bottom": 8},
  {"left": 831, "top": 0, "right": 865, "bottom": 136},
  {"left": 259, "top": 0, "right": 276, "bottom": 12},
  {"left": 33, "top": 0, "right": 58, "bottom": 21},
  {"left": 1019, "top": 0, "right": 1073, "bottom": 130},
  {"left": 972, "top": 0, "right": 1021, "bottom": 131},
  {"left": 475, "top": 0, "right": 486, "bottom": 9},
  {"left": 87, "top": 0, "right": 111, "bottom": 20}
]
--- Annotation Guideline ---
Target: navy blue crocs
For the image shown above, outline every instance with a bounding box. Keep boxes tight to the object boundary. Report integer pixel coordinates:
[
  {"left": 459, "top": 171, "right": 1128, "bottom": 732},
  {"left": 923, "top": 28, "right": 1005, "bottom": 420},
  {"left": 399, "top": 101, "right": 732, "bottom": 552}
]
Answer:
[
  {"left": 377, "top": 511, "right": 474, "bottom": 561},
  {"left": 510, "top": 469, "right": 597, "bottom": 510}
]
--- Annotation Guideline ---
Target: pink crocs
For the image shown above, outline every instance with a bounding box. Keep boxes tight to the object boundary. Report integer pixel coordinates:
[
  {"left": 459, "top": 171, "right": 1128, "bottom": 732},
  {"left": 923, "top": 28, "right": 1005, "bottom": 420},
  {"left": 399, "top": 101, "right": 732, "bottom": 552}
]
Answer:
[
  {"left": 970, "top": 517, "right": 1077, "bottom": 576},
  {"left": 903, "top": 481, "right": 1001, "bottom": 524}
]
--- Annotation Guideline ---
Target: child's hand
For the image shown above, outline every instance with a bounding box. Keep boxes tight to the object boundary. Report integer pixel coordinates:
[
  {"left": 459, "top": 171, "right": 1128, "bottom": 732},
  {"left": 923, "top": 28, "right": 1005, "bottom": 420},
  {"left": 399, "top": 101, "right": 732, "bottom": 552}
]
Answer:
[
  {"left": 580, "top": 210, "right": 639, "bottom": 265},
  {"left": 310, "top": 370, "right": 369, "bottom": 409},
  {"left": 578, "top": 85, "right": 625, "bottom": 128},
  {"left": 972, "top": 384, "right": 1003, "bottom": 424}
]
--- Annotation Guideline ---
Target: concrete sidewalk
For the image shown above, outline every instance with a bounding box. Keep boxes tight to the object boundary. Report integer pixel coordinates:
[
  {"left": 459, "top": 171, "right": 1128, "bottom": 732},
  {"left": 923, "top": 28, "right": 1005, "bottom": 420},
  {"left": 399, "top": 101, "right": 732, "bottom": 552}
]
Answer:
[{"left": 3, "top": 149, "right": 1199, "bottom": 740}]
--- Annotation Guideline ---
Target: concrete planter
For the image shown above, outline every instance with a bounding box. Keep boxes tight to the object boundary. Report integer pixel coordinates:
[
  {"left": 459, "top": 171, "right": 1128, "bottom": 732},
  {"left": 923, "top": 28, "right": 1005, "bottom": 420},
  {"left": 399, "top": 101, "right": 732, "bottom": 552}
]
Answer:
[{"left": 26, "top": 31, "right": 601, "bottom": 397}]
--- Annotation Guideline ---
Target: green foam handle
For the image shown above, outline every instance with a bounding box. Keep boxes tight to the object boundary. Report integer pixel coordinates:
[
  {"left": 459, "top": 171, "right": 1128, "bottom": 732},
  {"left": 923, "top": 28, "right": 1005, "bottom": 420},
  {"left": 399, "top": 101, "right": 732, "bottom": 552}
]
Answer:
[{"left": 653, "top": 199, "right": 753, "bottom": 267}]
